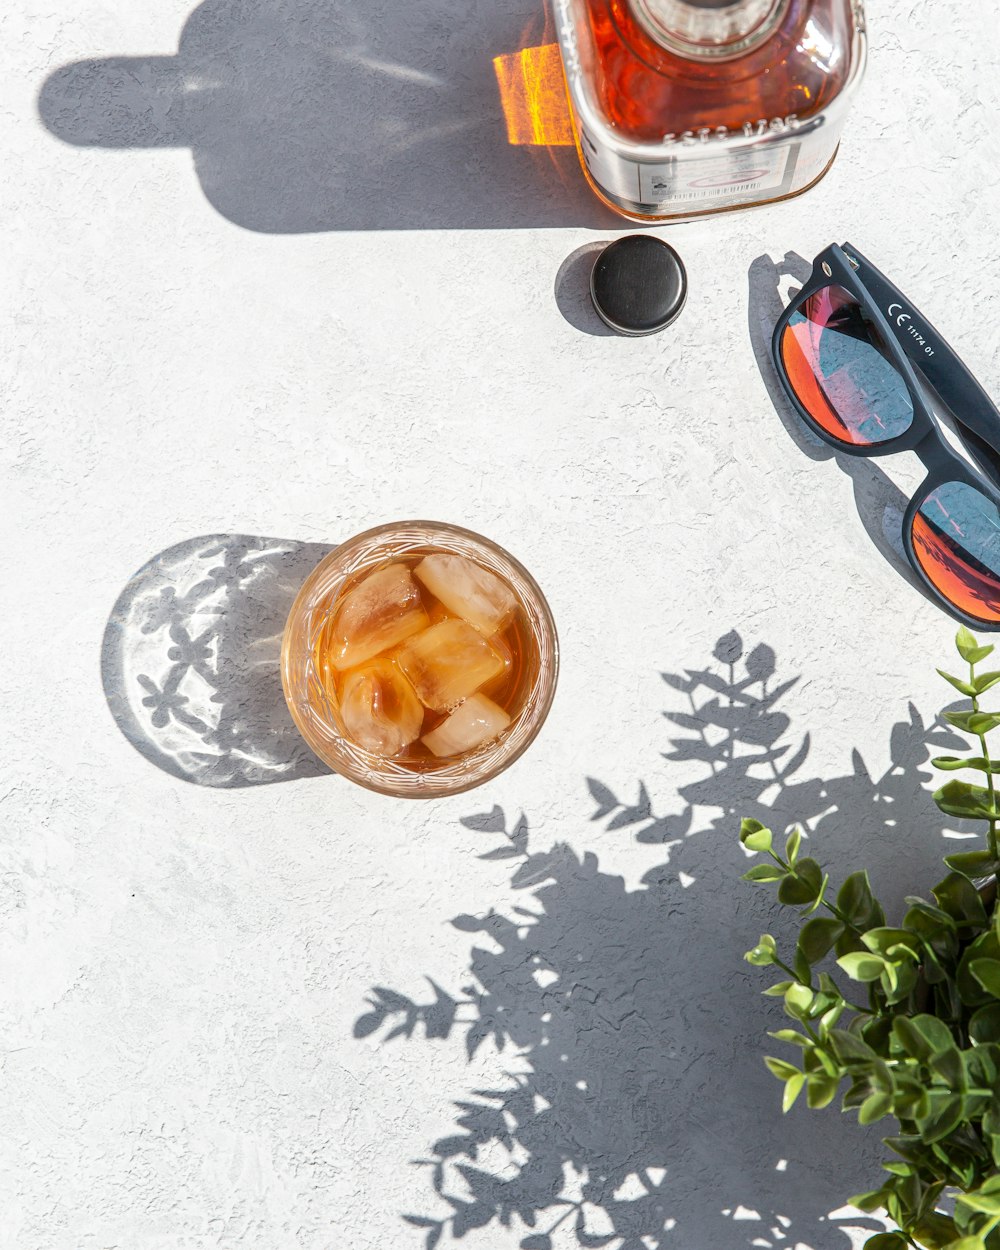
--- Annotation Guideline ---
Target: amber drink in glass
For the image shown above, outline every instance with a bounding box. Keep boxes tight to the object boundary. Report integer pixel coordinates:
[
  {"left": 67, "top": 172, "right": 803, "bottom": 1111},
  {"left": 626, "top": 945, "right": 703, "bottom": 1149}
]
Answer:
[{"left": 281, "top": 522, "right": 558, "bottom": 797}]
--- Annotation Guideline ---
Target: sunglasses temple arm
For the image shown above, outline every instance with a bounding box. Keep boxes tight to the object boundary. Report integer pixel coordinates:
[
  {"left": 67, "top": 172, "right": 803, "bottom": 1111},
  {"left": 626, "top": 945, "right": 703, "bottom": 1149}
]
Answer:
[{"left": 842, "top": 242, "right": 1000, "bottom": 447}]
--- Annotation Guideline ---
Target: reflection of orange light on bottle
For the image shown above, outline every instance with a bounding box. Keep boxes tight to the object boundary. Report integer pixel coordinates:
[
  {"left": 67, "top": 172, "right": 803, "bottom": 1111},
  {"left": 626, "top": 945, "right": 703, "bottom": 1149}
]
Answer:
[{"left": 492, "top": 44, "right": 574, "bottom": 146}]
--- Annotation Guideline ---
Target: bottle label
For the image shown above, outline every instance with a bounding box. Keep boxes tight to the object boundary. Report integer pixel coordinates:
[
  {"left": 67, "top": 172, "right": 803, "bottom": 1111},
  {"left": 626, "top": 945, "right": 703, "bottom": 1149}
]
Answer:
[
  {"left": 579, "top": 123, "right": 801, "bottom": 210},
  {"left": 639, "top": 146, "right": 791, "bottom": 204}
]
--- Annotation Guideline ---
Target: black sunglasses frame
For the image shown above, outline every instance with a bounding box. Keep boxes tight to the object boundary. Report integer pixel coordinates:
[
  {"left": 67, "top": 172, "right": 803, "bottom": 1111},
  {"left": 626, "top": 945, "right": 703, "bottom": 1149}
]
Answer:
[{"left": 770, "top": 241, "right": 1000, "bottom": 631}]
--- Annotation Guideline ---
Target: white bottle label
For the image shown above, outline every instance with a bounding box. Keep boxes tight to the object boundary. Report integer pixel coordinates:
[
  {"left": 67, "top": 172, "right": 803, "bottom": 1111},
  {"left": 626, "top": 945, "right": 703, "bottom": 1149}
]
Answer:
[
  {"left": 579, "top": 121, "right": 801, "bottom": 210},
  {"left": 639, "top": 145, "right": 792, "bottom": 204}
]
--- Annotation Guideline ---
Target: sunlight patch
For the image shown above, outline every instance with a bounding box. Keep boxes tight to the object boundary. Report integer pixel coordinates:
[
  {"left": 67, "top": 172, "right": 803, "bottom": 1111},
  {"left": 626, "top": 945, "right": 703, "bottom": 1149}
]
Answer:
[{"left": 612, "top": 1173, "right": 648, "bottom": 1201}]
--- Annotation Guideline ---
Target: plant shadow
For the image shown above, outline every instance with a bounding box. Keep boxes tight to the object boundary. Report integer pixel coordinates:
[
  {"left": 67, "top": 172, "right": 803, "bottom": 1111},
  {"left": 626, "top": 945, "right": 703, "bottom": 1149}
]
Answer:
[
  {"left": 357, "top": 631, "right": 961, "bottom": 1249},
  {"left": 37, "top": 0, "right": 617, "bottom": 233},
  {"left": 102, "top": 533, "right": 335, "bottom": 787}
]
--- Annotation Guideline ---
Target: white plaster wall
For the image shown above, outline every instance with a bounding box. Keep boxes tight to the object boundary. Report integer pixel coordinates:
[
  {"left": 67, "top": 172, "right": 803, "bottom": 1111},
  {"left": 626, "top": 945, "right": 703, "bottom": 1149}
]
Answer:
[{"left": 3, "top": 1, "right": 1000, "bottom": 1247}]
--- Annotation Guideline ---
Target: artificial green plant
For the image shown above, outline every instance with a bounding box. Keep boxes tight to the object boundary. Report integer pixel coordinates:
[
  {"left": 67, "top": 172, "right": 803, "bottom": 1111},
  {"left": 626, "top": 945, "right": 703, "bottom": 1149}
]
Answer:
[{"left": 741, "top": 628, "right": 1000, "bottom": 1250}]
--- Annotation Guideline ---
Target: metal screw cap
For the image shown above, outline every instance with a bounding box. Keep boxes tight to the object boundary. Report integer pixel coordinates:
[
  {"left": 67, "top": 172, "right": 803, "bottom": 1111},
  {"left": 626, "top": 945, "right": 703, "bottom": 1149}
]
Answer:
[{"left": 590, "top": 235, "right": 688, "bottom": 336}]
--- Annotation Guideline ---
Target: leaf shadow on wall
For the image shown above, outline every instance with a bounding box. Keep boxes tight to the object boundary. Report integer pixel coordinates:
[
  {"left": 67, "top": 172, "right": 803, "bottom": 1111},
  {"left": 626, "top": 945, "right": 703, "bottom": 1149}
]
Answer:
[
  {"left": 102, "top": 534, "right": 335, "bottom": 787},
  {"left": 36, "top": 0, "right": 615, "bottom": 233},
  {"left": 356, "top": 631, "right": 961, "bottom": 1250}
]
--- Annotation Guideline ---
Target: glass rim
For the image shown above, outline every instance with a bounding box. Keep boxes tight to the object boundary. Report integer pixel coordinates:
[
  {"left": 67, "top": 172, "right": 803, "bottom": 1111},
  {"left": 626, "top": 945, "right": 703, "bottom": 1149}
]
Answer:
[{"left": 281, "top": 520, "right": 559, "bottom": 798}]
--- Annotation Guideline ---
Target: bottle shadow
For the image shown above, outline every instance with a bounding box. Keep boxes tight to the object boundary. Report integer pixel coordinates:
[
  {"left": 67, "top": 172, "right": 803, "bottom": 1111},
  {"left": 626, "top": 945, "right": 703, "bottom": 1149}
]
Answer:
[
  {"left": 747, "top": 251, "right": 940, "bottom": 608},
  {"left": 356, "top": 630, "right": 960, "bottom": 1249},
  {"left": 37, "top": 0, "right": 618, "bottom": 234},
  {"left": 102, "top": 533, "right": 335, "bottom": 787}
]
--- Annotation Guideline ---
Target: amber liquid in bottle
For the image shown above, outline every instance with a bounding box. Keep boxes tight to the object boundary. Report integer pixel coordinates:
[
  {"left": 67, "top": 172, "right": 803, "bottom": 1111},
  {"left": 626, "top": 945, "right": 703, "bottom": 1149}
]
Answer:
[
  {"left": 590, "top": 0, "right": 851, "bottom": 139},
  {"left": 554, "top": 0, "right": 866, "bottom": 219}
]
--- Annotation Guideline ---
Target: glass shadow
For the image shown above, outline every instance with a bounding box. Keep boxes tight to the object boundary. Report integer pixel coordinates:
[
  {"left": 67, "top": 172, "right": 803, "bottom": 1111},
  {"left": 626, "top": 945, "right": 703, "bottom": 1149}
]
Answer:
[{"left": 102, "top": 533, "right": 335, "bottom": 787}]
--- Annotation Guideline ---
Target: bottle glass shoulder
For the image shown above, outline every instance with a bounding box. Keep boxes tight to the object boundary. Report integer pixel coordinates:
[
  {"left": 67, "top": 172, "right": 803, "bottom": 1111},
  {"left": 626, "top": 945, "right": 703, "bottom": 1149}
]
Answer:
[{"left": 583, "top": 0, "right": 855, "bottom": 141}]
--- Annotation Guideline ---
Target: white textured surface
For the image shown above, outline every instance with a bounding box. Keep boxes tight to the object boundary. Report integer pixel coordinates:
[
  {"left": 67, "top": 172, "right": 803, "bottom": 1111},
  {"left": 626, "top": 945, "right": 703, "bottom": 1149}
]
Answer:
[{"left": 4, "top": 2, "right": 1000, "bottom": 1248}]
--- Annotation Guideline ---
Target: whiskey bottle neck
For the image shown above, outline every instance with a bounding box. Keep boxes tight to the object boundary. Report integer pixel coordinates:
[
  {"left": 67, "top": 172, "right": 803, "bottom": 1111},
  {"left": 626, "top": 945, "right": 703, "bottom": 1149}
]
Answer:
[{"left": 629, "top": 0, "right": 790, "bottom": 59}]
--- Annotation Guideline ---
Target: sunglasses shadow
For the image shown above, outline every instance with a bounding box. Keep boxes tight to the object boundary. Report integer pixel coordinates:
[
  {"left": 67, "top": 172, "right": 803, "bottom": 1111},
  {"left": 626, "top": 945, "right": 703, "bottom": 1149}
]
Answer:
[{"left": 746, "top": 251, "right": 941, "bottom": 609}]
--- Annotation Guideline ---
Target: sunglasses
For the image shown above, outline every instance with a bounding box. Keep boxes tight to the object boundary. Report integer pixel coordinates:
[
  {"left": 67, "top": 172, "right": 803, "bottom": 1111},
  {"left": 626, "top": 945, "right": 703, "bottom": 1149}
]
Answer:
[{"left": 771, "top": 242, "right": 1000, "bottom": 629}]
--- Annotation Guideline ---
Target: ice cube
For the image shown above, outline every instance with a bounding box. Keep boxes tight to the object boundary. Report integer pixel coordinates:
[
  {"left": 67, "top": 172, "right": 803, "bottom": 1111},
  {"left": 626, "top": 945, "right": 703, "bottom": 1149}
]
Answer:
[
  {"left": 413, "top": 554, "right": 517, "bottom": 636},
  {"left": 422, "top": 693, "right": 511, "bottom": 758},
  {"left": 396, "top": 619, "right": 505, "bottom": 712},
  {"left": 339, "top": 659, "right": 424, "bottom": 757},
  {"left": 329, "top": 563, "right": 429, "bottom": 671}
]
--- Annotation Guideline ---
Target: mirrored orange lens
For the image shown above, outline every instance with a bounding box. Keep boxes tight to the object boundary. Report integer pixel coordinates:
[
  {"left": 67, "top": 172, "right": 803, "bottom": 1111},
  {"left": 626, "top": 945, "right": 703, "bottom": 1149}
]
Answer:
[
  {"left": 780, "top": 285, "right": 913, "bottom": 447},
  {"left": 912, "top": 481, "right": 1000, "bottom": 624}
]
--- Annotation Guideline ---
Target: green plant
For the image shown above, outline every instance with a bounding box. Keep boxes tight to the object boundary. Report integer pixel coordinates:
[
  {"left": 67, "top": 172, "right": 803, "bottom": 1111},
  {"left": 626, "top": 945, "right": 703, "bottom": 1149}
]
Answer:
[{"left": 741, "top": 628, "right": 1000, "bottom": 1250}]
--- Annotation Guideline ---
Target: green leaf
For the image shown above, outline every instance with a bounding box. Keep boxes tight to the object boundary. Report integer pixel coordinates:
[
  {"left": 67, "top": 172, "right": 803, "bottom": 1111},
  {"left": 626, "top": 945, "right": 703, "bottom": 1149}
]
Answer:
[
  {"left": 970, "top": 1003, "right": 1000, "bottom": 1044},
  {"left": 806, "top": 1074, "right": 839, "bottom": 1109},
  {"left": 956, "top": 626, "right": 993, "bottom": 663},
  {"left": 848, "top": 1189, "right": 887, "bottom": 1213},
  {"left": 784, "top": 984, "right": 814, "bottom": 1018},
  {"left": 905, "top": 1013, "right": 957, "bottom": 1055},
  {"left": 974, "top": 670, "right": 1000, "bottom": 694},
  {"left": 862, "top": 1235, "right": 907, "bottom": 1250},
  {"left": 861, "top": 928, "right": 919, "bottom": 959},
  {"left": 762, "top": 980, "right": 793, "bottom": 997},
  {"left": 798, "top": 917, "right": 843, "bottom": 964},
  {"left": 743, "top": 864, "right": 785, "bottom": 883},
  {"left": 798, "top": 873, "right": 830, "bottom": 917},
  {"left": 829, "top": 1028, "right": 876, "bottom": 1065},
  {"left": 929, "top": 1045, "right": 965, "bottom": 1092},
  {"left": 785, "top": 827, "right": 802, "bottom": 864},
  {"left": 910, "top": 1213, "right": 958, "bottom": 1250},
  {"left": 918, "top": 1092, "right": 964, "bottom": 1143},
  {"left": 938, "top": 668, "right": 977, "bottom": 696},
  {"left": 891, "top": 1074, "right": 930, "bottom": 1120},
  {"left": 838, "top": 871, "right": 879, "bottom": 926},
  {"left": 944, "top": 849, "right": 1000, "bottom": 878},
  {"left": 837, "top": 951, "right": 887, "bottom": 982},
  {"left": 933, "top": 872, "right": 989, "bottom": 926},
  {"left": 778, "top": 857, "right": 823, "bottom": 905},
  {"left": 970, "top": 958, "right": 1000, "bottom": 997},
  {"left": 782, "top": 1071, "right": 805, "bottom": 1112},
  {"left": 818, "top": 998, "right": 846, "bottom": 1035},
  {"left": 858, "top": 1090, "right": 892, "bottom": 1125},
  {"left": 969, "top": 712, "right": 1000, "bottom": 734},
  {"left": 964, "top": 1044, "right": 999, "bottom": 1091},
  {"left": 745, "top": 934, "right": 777, "bottom": 966},
  {"left": 764, "top": 1057, "right": 801, "bottom": 1082},
  {"left": 958, "top": 1182, "right": 1000, "bottom": 1216},
  {"left": 740, "top": 818, "right": 769, "bottom": 847},
  {"left": 892, "top": 1014, "right": 951, "bottom": 1061},
  {"left": 932, "top": 755, "right": 1000, "bottom": 773},
  {"left": 742, "top": 827, "right": 773, "bottom": 853},
  {"left": 768, "top": 1029, "right": 810, "bottom": 1047},
  {"left": 937, "top": 1239, "right": 986, "bottom": 1250},
  {"left": 934, "top": 778, "right": 1000, "bottom": 821}
]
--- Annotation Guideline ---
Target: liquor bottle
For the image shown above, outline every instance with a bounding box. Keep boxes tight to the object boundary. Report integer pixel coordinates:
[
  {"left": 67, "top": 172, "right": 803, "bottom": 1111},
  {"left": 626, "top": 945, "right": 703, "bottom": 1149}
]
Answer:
[{"left": 553, "top": 0, "right": 868, "bottom": 221}]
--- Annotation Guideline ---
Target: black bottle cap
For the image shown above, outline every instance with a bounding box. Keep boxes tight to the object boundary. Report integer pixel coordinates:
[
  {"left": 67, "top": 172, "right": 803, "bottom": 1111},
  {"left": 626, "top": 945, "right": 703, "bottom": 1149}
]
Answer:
[{"left": 590, "top": 235, "right": 688, "bottom": 336}]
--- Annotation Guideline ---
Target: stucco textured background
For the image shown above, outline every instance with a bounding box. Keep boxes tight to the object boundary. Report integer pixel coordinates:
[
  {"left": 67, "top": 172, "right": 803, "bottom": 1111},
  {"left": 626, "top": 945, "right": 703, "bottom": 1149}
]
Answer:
[{"left": 4, "top": 2, "right": 1000, "bottom": 1247}]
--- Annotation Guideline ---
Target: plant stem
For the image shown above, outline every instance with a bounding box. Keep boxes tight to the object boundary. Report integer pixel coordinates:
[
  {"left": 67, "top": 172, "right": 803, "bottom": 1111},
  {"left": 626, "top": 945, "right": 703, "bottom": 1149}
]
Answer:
[{"left": 970, "top": 660, "right": 1000, "bottom": 863}]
